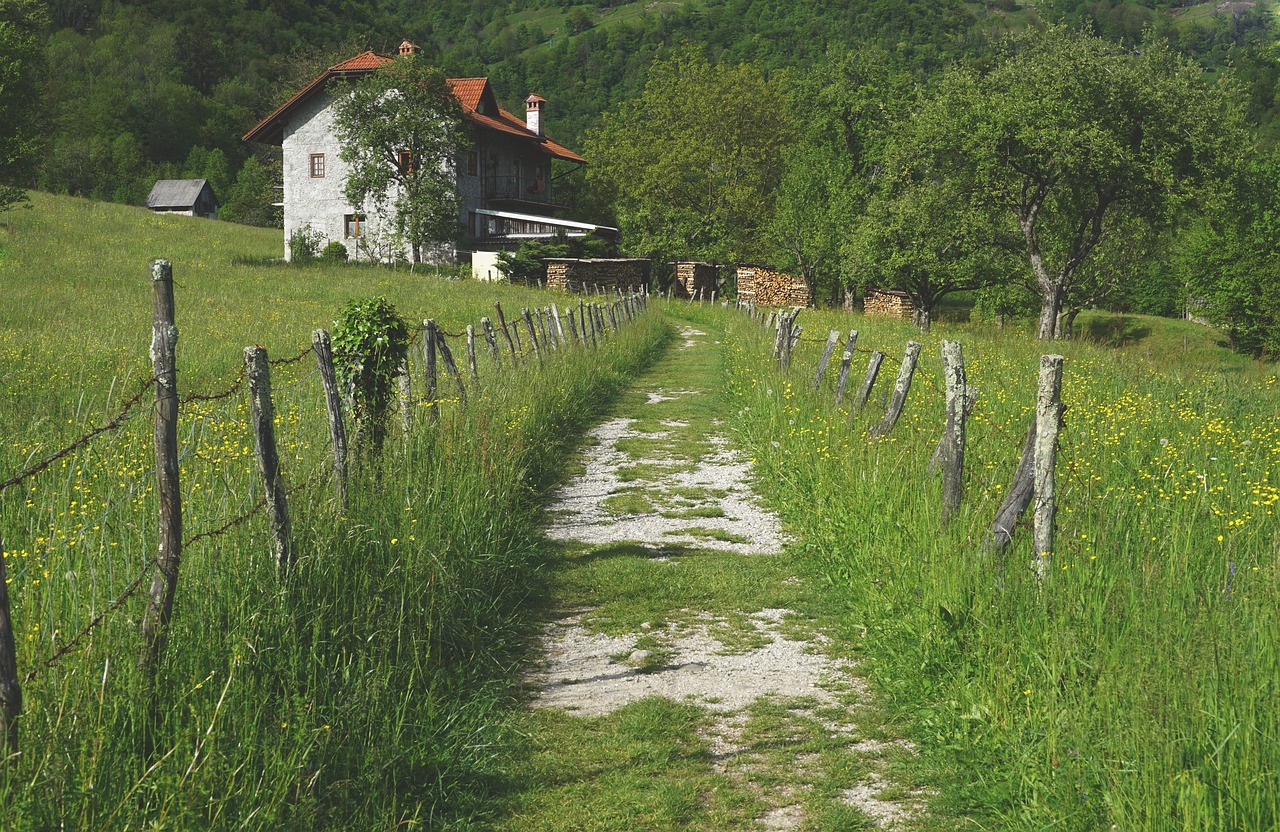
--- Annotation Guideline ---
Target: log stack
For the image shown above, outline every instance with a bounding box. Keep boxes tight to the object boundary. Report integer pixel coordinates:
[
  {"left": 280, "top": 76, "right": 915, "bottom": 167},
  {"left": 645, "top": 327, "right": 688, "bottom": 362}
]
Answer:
[
  {"left": 545, "top": 258, "right": 650, "bottom": 292},
  {"left": 864, "top": 288, "right": 914, "bottom": 319},
  {"left": 673, "top": 261, "right": 718, "bottom": 299},
  {"left": 736, "top": 264, "right": 812, "bottom": 308}
]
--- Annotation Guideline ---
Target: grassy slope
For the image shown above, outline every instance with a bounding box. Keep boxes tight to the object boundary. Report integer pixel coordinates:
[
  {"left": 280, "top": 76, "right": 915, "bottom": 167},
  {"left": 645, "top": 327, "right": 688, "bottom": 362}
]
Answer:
[
  {"left": 722, "top": 304, "right": 1279, "bottom": 830},
  {"left": 0, "top": 192, "right": 671, "bottom": 829}
]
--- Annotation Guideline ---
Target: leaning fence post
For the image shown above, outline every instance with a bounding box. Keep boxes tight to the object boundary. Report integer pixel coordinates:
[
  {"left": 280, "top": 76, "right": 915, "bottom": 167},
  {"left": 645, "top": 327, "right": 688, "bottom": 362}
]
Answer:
[
  {"left": 551, "top": 303, "right": 568, "bottom": 348},
  {"left": 0, "top": 537, "right": 20, "bottom": 756},
  {"left": 587, "top": 303, "right": 599, "bottom": 347},
  {"left": 851, "top": 350, "right": 884, "bottom": 415},
  {"left": 521, "top": 307, "right": 543, "bottom": 361},
  {"left": 567, "top": 309, "right": 580, "bottom": 344},
  {"left": 939, "top": 341, "right": 968, "bottom": 525},
  {"left": 465, "top": 325, "right": 480, "bottom": 387},
  {"left": 812, "top": 329, "right": 840, "bottom": 390},
  {"left": 988, "top": 418, "right": 1037, "bottom": 553},
  {"left": 493, "top": 302, "right": 517, "bottom": 359},
  {"left": 423, "top": 320, "right": 439, "bottom": 426},
  {"left": 141, "top": 259, "right": 182, "bottom": 675},
  {"left": 1034, "top": 355, "right": 1065, "bottom": 579},
  {"left": 480, "top": 317, "right": 501, "bottom": 370},
  {"left": 311, "top": 329, "right": 348, "bottom": 509},
  {"left": 868, "top": 342, "right": 921, "bottom": 439},
  {"left": 834, "top": 330, "right": 858, "bottom": 405},
  {"left": 436, "top": 330, "right": 468, "bottom": 405},
  {"left": 245, "top": 346, "right": 293, "bottom": 570}
]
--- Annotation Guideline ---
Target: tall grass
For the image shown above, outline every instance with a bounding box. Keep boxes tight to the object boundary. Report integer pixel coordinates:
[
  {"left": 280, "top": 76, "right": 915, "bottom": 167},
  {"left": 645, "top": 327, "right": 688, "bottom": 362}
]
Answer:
[
  {"left": 722, "top": 306, "right": 1279, "bottom": 829},
  {"left": 0, "top": 193, "right": 671, "bottom": 827}
]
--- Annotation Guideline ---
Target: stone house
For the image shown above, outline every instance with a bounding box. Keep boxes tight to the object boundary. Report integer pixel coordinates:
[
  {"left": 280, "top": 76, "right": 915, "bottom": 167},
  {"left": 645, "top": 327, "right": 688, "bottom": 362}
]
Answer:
[
  {"left": 243, "top": 41, "right": 610, "bottom": 261},
  {"left": 146, "top": 179, "right": 219, "bottom": 219}
]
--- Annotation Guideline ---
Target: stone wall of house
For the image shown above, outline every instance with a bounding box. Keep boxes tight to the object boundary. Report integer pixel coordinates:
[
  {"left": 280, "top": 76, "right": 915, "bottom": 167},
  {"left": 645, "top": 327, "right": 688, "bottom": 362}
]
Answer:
[
  {"left": 863, "top": 288, "right": 915, "bottom": 319},
  {"left": 673, "top": 262, "right": 718, "bottom": 299},
  {"left": 736, "top": 264, "right": 812, "bottom": 307},
  {"left": 545, "top": 258, "right": 650, "bottom": 292}
]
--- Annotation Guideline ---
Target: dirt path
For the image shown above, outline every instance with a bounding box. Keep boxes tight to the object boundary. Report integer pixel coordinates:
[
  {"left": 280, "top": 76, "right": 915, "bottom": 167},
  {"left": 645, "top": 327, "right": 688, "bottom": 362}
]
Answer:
[{"left": 495, "top": 317, "right": 929, "bottom": 831}]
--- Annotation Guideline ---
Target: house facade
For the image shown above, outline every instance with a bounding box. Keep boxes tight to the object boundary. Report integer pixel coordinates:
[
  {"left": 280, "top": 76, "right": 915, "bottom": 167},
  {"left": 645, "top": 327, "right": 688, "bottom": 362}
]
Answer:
[{"left": 244, "top": 42, "right": 612, "bottom": 262}]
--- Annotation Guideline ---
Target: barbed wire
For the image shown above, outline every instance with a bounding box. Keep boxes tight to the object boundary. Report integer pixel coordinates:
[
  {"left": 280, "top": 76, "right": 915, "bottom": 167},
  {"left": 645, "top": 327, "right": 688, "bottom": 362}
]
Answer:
[
  {"left": 268, "top": 344, "right": 314, "bottom": 367},
  {"left": 181, "top": 365, "right": 246, "bottom": 405},
  {"left": 184, "top": 496, "right": 268, "bottom": 547}
]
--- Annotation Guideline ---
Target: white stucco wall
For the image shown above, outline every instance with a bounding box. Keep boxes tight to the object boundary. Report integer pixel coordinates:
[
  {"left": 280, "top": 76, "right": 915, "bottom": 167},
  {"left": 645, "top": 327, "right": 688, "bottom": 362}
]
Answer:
[{"left": 471, "top": 251, "right": 505, "bottom": 281}]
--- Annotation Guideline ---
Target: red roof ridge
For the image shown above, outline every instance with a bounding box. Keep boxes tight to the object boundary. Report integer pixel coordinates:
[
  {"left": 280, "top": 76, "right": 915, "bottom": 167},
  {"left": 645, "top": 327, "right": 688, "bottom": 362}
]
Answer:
[{"left": 330, "top": 51, "right": 394, "bottom": 72}]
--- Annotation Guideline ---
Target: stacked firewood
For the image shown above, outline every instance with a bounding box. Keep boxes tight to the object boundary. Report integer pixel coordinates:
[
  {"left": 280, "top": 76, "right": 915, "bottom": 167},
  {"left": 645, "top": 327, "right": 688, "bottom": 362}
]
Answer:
[
  {"left": 863, "top": 288, "right": 914, "bottom": 319},
  {"left": 736, "top": 265, "right": 812, "bottom": 307},
  {"left": 673, "top": 261, "right": 718, "bottom": 299}
]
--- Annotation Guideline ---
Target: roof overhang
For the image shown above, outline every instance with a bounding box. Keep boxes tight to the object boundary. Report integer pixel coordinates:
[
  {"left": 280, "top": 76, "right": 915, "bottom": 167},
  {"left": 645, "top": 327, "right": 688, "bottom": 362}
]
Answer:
[{"left": 475, "top": 208, "right": 617, "bottom": 237}]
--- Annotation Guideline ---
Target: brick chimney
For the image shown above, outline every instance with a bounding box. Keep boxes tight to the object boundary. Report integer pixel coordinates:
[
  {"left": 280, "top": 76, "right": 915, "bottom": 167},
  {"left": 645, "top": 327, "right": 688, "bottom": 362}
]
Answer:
[
  {"left": 398, "top": 39, "right": 419, "bottom": 57},
  {"left": 525, "top": 94, "right": 546, "bottom": 136}
]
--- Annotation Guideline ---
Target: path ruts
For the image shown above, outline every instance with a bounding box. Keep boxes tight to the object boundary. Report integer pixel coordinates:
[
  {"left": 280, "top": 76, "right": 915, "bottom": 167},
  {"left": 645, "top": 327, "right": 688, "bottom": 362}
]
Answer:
[{"left": 493, "top": 314, "right": 929, "bottom": 831}]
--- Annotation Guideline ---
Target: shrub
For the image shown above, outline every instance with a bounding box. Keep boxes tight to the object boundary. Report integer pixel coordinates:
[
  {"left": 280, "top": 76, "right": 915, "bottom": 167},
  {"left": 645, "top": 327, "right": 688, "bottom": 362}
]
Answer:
[
  {"left": 332, "top": 296, "right": 409, "bottom": 454},
  {"left": 321, "top": 240, "right": 349, "bottom": 262},
  {"left": 289, "top": 224, "right": 325, "bottom": 263}
]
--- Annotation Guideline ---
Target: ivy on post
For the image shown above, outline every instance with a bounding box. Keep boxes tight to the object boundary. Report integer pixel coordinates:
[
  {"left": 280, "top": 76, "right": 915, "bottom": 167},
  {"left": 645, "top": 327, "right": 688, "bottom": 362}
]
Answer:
[{"left": 141, "top": 259, "right": 182, "bottom": 677}]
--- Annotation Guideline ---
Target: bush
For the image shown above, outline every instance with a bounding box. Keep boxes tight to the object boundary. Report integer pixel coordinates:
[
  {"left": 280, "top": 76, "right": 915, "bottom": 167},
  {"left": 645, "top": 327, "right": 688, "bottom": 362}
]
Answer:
[
  {"left": 289, "top": 224, "right": 324, "bottom": 263},
  {"left": 321, "top": 240, "right": 348, "bottom": 262},
  {"left": 331, "top": 296, "right": 409, "bottom": 454}
]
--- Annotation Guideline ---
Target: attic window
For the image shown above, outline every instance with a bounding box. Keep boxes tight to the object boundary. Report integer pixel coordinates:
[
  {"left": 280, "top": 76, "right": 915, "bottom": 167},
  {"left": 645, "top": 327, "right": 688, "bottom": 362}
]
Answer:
[{"left": 310, "top": 154, "right": 326, "bottom": 178}]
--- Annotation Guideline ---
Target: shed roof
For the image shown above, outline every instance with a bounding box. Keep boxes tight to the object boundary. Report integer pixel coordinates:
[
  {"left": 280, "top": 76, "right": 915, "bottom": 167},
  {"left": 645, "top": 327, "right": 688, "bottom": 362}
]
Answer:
[{"left": 147, "top": 179, "right": 214, "bottom": 209}]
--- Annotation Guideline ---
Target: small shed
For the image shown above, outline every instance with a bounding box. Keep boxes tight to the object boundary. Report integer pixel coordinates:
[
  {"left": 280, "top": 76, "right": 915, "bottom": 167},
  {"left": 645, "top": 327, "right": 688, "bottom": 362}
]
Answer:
[
  {"left": 863, "top": 288, "right": 914, "bottom": 319},
  {"left": 146, "top": 179, "right": 219, "bottom": 219},
  {"left": 672, "top": 262, "right": 718, "bottom": 300}
]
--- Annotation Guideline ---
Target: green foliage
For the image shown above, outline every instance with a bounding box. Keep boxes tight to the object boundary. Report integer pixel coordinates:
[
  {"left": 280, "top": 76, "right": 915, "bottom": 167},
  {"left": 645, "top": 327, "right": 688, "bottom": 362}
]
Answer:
[
  {"left": 321, "top": 240, "right": 348, "bottom": 262},
  {"left": 495, "top": 231, "right": 612, "bottom": 285},
  {"left": 0, "top": 0, "right": 47, "bottom": 212},
  {"left": 288, "top": 224, "right": 324, "bottom": 263},
  {"left": 331, "top": 296, "right": 409, "bottom": 453},
  {"left": 332, "top": 57, "right": 464, "bottom": 264},
  {"left": 585, "top": 50, "right": 792, "bottom": 265},
  {"left": 218, "top": 155, "right": 282, "bottom": 228}
]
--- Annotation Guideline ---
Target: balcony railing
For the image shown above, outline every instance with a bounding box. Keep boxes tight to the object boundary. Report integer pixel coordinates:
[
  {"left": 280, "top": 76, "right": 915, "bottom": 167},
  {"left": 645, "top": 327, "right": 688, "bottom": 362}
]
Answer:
[{"left": 485, "top": 175, "right": 551, "bottom": 205}]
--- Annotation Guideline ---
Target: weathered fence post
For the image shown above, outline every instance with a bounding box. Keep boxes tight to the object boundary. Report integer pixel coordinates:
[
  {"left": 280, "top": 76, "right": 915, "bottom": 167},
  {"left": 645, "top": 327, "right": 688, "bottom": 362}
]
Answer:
[
  {"left": 480, "top": 317, "right": 501, "bottom": 371},
  {"left": 493, "top": 302, "right": 517, "bottom": 359},
  {"left": 551, "top": 303, "right": 568, "bottom": 348},
  {"left": 851, "top": 350, "right": 884, "bottom": 415},
  {"left": 939, "top": 341, "right": 968, "bottom": 525},
  {"left": 397, "top": 363, "right": 413, "bottom": 434},
  {"left": 423, "top": 320, "right": 439, "bottom": 426},
  {"left": 834, "top": 330, "right": 858, "bottom": 405},
  {"left": 781, "top": 309, "right": 802, "bottom": 373},
  {"left": 812, "top": 329, "right": 840, "bottom": 390},
  {"left": 436, "top": 330, "right": 468, "bottom": 405},
  {"left": 1034, "top": 355, "right": 1065, "bottom": 579},
  {"left": 521, "top": 307, "right": 543, "bottom": 361},
  {"left": 537, "top": 308, "right": 552, "bottom": 352},
  {"left": 311, "top": 329, "right": 347, "bottom": 509},
  {"left": 567, "top": 309, "right": 580, "bottom": 344},
  {"left": 578, "top": 298, "right": 587, "bottom": 341},
  {"left": 868, "top": 342, "right": 921, "bottom": 439},
  {"left": 988, "top": 418, "right": 1037, "bottom": 553},
  {"left": 465, "top": 325, "right": 480, "bottom": 388},
  {"left": 0, "top": 537, "right": 20, "bottom": 756},
  {"left": 141, "top": 259, "right": 182, "bottom": 675},
  {"left": 245, "top": 346, "right": 293, "bottom": 570}
]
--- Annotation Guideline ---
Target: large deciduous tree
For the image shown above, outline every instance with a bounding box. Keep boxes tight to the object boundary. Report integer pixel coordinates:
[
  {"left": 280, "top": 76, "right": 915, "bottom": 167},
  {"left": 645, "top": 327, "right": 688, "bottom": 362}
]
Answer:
[
  {"left": 332, "top": 57, "right": 464, "bottom": 264},
  {"left": 0, "top": 0, "right": 46, "bottom": 213},
  {"left": 903, "top": 26, "right": 1248, "bottom": 339},
  {"left": 583, "top": 51, "right": 792, "bottom": 269}
]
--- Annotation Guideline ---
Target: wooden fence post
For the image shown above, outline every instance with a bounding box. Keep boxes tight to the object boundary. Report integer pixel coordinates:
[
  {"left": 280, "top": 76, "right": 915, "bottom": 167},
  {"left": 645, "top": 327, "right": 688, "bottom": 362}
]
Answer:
[
  {"left": 311, "top": 329, "right": 348, "bottom": 509},
  {"left": 812, "top": 329, "right": 840, "bottom": 390},
  {"left": 939, "top": 341, "right": 968, "bottom": 525},
  {"left": 423, "top": 320, "right": 439, "bottom": 426},
  {"left": 834, "top": 330, "right": 858, "bottom": 405},
  {"left": 781, "top": 309, "right": 801, "bottom": 372},
  {"left": 551, "top": 303, "right": 568, "bottom": 348},
  {"left": 851, "top": 350, "right": 884, "bottom": 415},
  {"left": 493, "top": 302, "right": 517, "bottom": 359},
  {"left": 1034, "top": 355, "right": 1065, "bottom": 579},
  {"left": 536, "top": 308, "right": 552, "bottom": 352},
  {"left": 436, "top": 330, "right": 468, "bottom": 405},
  {"left": 465, "top": 325, "right": 480, "bottom": 387},
  {"left": 988, "top": 418, "right": 1037, "bottom": 553},
  {"left": 245, "top": 346, "right": 293, "bottom": 570},
  {"left": 0, "top": 537, "right": 20, "bottom": 756},
  {"left": 868, "top": 342, "right": 921, "bottom": 439},
  {"left": 578, "top": 298, "right": 587, "bottom": 341},
  {"left": 521, "top": 307, "right": 543, "bottom": 361},
  {"left": 567, "top": 309, "right": 579, "bottom": 344},
  {"left": 141, "top": 259, "right": 182, "bottom": 675},
  {"left": 481, "top": 317, "right": 501, "bottom": 371}
]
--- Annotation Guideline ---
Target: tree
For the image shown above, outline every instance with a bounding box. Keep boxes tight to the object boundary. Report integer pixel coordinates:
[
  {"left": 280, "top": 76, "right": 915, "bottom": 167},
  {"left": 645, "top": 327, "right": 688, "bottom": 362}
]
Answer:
[
  {"left": 332, "top": 56, "right": 464, "bottom": 264},
  {"left": 902, "top": 26, "right": 1249, "bottom": 339},
  {"left": 0, "top": 0, "right": 47, "bottom": 213},
  {"left": 584, "top": 51, "right": 793, "bottom": 267}
]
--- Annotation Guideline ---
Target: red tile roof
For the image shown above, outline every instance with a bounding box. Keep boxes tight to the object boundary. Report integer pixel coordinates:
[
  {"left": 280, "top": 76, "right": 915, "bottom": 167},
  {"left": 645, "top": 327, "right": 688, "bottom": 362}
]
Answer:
[{"left": 244, "top": 54, "right": 586, "bottom": 164}]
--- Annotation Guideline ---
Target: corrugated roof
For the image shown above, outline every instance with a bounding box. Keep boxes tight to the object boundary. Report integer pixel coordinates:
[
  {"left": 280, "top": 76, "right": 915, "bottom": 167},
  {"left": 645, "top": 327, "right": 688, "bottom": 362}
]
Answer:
[{"left": 147, "top": 179, "right": 211, "bottom": 209}]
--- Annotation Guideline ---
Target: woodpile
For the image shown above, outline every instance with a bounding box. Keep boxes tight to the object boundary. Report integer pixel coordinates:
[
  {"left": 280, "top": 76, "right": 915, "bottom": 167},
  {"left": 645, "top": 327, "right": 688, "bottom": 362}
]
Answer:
[
  {"left": 736, "top": 264, "right": 812, "bottom": 308},
  {"left": 545, "top": 258, "right": 650, "bottom": 292},
  {"left": 673, "top": 261, "right": 718, "bottom": 299},
  {"left": 863, "top": 288, "right": 914, "bottom": 319}
]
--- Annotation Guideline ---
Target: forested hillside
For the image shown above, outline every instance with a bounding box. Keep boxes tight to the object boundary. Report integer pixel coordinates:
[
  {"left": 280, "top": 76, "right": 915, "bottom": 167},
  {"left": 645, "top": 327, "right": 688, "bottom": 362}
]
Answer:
[{"left": 7, "top": 0, "right": 1280, "bottom": 213}]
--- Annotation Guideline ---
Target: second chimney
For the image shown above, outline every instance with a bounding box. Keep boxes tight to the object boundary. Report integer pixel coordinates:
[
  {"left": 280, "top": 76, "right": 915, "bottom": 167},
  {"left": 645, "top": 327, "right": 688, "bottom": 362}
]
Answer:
[{"left": 525, "top": 94, "right": 546, "bottom": 136}]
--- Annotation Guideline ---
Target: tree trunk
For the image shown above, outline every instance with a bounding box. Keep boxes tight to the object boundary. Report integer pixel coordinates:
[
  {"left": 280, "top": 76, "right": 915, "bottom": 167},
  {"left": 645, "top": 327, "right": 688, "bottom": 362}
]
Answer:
[
  {"left": 913, "top": 306, "right": 931, "bottom": 335},
  {"left": 1057, "top": 307, "right": 1080, "bottom": 340},
  {"left": 1036, "top": 285, "right": 1062, "bottom": 340}
]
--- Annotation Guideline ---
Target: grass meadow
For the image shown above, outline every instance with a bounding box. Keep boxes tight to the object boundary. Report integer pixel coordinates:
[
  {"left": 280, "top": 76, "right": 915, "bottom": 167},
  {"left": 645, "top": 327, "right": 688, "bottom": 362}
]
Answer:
[
  {"left": 0, "top": 193, "right": 669, "bottom": 828},
  {"left": 721, "top": 304, "right": 1279, "bottom": 829}
]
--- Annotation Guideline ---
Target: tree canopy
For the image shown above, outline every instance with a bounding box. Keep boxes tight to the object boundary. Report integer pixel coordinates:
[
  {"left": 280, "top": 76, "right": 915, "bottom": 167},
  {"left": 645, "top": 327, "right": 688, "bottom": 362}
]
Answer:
[{"left": 0, "top": 0, "right": 46, "bottom": 212}]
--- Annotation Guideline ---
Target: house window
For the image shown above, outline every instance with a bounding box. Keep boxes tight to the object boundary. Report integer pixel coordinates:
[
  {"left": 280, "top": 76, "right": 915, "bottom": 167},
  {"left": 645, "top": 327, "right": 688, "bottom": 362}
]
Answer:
[
  {"left": 467, "top": 150, "right": 479, "bottom": 176},
  {"left": 309, "top": 154, "right": 326, "bottom": 178},
  {"left": 344, "top": 214, "right": 365, "bottom": 238},
  {"left": 397, "top": 149, "right": 414, "bottom": 175}
]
